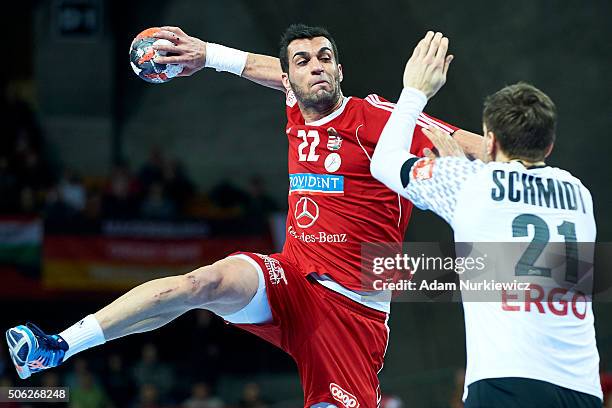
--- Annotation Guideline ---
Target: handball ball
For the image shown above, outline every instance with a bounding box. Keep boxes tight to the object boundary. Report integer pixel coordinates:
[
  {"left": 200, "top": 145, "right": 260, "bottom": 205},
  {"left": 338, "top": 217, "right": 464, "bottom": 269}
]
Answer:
[{"left": 129, "top": 28, "right": 184, "bottom": 83}]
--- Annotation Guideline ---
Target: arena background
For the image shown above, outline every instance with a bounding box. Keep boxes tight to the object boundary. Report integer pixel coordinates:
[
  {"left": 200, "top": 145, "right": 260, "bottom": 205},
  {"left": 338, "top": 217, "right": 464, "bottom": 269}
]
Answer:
[{"left": 2, "top": 0, "right": 611, "bottom": 407}]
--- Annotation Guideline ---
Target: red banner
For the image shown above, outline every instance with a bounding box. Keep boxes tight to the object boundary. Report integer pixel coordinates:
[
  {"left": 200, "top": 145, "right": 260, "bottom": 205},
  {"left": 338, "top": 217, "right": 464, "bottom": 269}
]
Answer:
[{"left": 43, "top": 235, "right": 274, "bottom": 290}]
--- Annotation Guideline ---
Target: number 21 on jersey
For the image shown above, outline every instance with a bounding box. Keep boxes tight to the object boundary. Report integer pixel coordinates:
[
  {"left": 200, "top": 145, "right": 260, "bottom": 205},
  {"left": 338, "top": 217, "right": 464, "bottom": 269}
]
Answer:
[{"left": 297, "top": 130, "right": 320, "bottom": 162}]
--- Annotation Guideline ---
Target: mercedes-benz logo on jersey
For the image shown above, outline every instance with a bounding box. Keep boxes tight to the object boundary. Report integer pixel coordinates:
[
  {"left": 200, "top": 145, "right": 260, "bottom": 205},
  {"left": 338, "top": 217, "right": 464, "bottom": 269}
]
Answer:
[{"left": 294, "top": 197, "right": 319, "bottom": 228}]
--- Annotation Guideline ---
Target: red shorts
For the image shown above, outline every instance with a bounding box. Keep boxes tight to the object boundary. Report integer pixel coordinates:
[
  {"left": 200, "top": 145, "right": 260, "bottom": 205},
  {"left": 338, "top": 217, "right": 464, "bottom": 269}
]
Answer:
[{"left": 232, "top": 252, "right": 389, "bottom": 408}]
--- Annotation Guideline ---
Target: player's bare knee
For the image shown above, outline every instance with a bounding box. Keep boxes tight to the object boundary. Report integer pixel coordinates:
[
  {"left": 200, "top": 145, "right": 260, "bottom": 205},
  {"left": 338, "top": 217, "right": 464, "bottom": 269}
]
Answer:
[
  {"left": 181, "top": 257, "right": 258, "bottom": 312},
  {"left": 181, "top": 264, "right": 224, "bottom": 308}
]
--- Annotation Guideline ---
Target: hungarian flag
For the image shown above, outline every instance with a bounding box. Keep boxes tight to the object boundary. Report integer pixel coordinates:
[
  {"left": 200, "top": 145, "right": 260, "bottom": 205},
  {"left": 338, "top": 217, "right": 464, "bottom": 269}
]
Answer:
[{"left": 0, "top": 217, "right": 42, "bottom": 271}]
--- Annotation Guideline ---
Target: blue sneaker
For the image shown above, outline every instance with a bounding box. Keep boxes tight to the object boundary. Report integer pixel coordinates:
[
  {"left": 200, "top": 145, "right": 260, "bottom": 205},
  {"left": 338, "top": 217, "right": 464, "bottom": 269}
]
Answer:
[{"left": 5, "top": 323, "right": 68, "bottom": 379}]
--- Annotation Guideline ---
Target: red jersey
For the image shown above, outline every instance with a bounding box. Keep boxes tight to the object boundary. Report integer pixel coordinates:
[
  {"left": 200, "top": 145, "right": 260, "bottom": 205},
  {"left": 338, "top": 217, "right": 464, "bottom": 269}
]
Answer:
[{"left": 282, "top": 91, "right": 459, "bottom": 290}]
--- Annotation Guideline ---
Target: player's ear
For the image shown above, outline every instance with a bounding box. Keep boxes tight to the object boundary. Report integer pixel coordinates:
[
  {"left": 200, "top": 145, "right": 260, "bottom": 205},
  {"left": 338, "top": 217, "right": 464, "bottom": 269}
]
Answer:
[
  {"left": 486, "top": 131, "right": 496, "bottom": 159},
  {"left": 338, "top": 64, "right": 343, "bottom": 82},
  {"left": 281, "top": 73, "right": 292, "bottom": 93},
  {"left": 544, "top": 142, "right": 554, "bottom": 158}
]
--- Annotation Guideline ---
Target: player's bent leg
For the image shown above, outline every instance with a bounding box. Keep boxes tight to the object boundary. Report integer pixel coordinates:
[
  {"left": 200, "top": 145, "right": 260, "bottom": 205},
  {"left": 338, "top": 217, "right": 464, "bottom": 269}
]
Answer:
[
  {"left": 212, "top": 253, "right": 272, "bottom": 324},
  {"left": 5, "top": 255, "right": 263, "bottom": 379},
  {"left": 227, "top": 252, "right": 387, "bottom": 407},
  {"left": 96, "top": 256, "right": 262, "bottom": 339}
]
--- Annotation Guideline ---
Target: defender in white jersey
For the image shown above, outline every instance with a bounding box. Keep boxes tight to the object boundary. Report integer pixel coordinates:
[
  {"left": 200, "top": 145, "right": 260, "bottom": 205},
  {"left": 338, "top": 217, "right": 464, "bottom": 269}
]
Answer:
[{"left": 370, "top": 33, "right": 602, "bottom": 407}]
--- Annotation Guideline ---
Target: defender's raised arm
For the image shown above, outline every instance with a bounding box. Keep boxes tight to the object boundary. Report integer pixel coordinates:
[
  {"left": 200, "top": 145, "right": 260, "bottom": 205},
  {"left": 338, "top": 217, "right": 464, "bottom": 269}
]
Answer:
[{"left": 370, "top": 31, "right": 453, "bottom": 192}]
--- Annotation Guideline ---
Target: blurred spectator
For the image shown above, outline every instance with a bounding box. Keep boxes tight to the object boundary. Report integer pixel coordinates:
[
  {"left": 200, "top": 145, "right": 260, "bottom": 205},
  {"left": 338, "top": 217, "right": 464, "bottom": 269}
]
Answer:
[
  {"left": 41, "top": 371, "right": 66, "bottom": 408},
  {"left": 206, "top": 180, "right": 252, "bottom": 235},
  {"left": 208, "top": 180, "right": 249, "bottom": 219},
  {"left": 58, "top": 168, "right": 86, "bottom": 211},
  {"left": 65, "top": 358, "right": 94, "bottom": 388},
  {"left": 182, "top": 382, "right": 224, "bottom": 408},
  {"left": 19, "top": 186, "right": 40, "bottom": 215},
  {"left": 79, "top": 190, "right": 103, "bottom": 233},
  {"left": 133, "top": 383, "right": 164, "bottom": 408},
  {"left": 41, "top": 371, "right": 61, "bottom": 387},
  {"left": 103, "top": 162, "right": 140, "bottom": 219},
  {"left": 69, "top": 368, "right": 112, "bottom": 408},
  {"left": 0, "top": 376, "right": 20, "bottom": 408},
  {"left": 103, "top": 353, "right": 134, "bottom": 408},
  {"left": 381, "top": 395, "right": 403, "bottom": 408},
  {"left": 44, "top": 186, "right": 77, "bottom": 225},
  {"left": 132, "top": 343, "right": 175, "bottom": 402},
  {"left": 14, "top": 140, "right": 53, "bottom": 190},
  {"left": 244, "top": 175, "right": 279, "bottom": 233},
  {"left": 1, "top": 93, "right": 57, "bottom": 215},
  {"left": 0, "top": 156, "right": 19, "bottom": 212},
  {"left": 163, "top": 159, "right": 195, "bottom": 211},
  {"left": 238, "top": 382, "right": 268, "bottom": 408},
  {"left": 139, "top": 147, "right": 165, "bottom": 192},
  {"left": 140, "top": 182, "right": 177, "bottom": 220},
  {"left": 190, "top": 310, "right": 222, "bottom": 383},
  {"left": 0, "top": 352, "right": 7, "bottom": 377},
  {"left": 3, "top": 90, "right": 43, "bottom": 150}
]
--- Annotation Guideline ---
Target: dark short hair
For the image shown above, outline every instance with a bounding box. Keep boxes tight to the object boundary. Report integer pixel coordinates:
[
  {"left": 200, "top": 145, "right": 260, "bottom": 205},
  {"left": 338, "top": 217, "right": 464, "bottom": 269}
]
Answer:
[
  {"left": 279, "top": 24, "right": 339, "bottom": 73},
  {"left": 483, "top": 82, "right": 557, "bottom": 162}
]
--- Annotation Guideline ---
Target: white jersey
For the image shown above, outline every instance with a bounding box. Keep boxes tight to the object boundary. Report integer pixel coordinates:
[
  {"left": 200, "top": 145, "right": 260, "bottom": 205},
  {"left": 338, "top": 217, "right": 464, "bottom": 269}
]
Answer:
[{"left": 403, "top": 157, "right": 602, "bottom": 401}]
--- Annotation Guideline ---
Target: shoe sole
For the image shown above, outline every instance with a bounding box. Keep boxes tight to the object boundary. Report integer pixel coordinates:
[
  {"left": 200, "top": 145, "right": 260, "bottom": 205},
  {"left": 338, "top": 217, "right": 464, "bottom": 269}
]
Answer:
[{"left": 5, "top": 327, "right": 32, "bottom": 380}]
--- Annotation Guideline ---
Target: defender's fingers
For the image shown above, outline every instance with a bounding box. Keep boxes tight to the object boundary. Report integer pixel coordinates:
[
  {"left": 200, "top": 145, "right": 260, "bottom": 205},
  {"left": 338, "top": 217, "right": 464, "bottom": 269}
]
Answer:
[
  {"left": 411, "top": 41, "right": 422, "bottom": 58},
  {"left": 435, "top": 37, "right": 449, "bottom": 64},
  {"left": 451, "top": 139, "right": 465, "bottom": 155},
  {"left": 443, "top": 54, "right": 454, "bottom": 76},
  {"left": 416, "top": 31, "right": 435, "bottom": 58},
  {"left": 423, "top": 127, "right": 451, "bottom": 148},
  {"left": 422, "top": 129, "right": 442, "bottom": 150},
  {"left": 425, "top": 32, "right": 443, "bottom": 60},
  {"left": 423, "top": 148, "right": 438, "bottom": 159},
  {"left": 423, "top": 127, "right": 444, "bottom": 141}
]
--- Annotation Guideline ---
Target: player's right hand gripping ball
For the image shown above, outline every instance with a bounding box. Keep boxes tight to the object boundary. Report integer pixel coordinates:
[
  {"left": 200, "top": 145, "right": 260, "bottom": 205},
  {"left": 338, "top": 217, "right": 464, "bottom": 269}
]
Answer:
[{"left": 129, "top": 28, "right": 184, "bottom": 83}]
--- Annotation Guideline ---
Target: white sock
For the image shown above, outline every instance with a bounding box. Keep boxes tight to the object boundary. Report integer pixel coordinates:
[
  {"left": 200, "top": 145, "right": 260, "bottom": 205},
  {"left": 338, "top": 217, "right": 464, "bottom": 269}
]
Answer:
[{"left": 59, "top": 314, "right": 106, "bottom": 361}]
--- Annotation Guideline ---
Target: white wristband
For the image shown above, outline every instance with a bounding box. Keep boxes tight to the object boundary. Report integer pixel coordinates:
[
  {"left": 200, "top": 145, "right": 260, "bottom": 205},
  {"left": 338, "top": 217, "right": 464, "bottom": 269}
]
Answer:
[{"left": 204, "top": 43, "right": 248, "bottom": 76}]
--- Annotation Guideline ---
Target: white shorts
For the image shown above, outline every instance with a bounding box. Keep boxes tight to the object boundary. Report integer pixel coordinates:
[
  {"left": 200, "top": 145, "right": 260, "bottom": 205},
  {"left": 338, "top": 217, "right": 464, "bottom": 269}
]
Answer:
[{"left": 217, "top": 254, "right": 273, "bottom": 324}]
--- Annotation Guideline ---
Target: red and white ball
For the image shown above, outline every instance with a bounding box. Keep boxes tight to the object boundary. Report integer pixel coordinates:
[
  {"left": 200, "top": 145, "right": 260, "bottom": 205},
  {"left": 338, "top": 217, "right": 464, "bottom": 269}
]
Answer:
[{"left": 129, "top": 28, "right": 184, "bottom": 83}]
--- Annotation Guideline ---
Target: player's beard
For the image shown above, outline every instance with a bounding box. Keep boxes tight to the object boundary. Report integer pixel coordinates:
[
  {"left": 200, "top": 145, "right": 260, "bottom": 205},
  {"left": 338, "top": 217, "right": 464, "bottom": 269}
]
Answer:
[{"left": 289, "top": 71, "right": 342, "bottom": 113}]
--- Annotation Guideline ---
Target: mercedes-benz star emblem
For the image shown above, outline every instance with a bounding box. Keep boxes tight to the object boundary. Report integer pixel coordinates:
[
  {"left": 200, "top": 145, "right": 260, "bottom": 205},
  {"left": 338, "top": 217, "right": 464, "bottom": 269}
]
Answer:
[{"left": 294, "top": 197, "right": 319, "bottom": 228}]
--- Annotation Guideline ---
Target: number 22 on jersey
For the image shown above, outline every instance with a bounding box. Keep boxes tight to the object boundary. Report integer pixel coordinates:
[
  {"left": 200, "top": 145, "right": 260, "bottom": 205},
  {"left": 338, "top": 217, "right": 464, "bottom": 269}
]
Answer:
[{"left": 297, "top": 130, "right": 320, "bottom": 162}]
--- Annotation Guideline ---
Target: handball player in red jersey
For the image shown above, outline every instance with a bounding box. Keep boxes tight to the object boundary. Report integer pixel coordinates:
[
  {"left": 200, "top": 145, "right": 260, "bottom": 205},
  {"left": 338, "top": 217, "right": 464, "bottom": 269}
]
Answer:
[{"left": 7, "top": 26, "right": 479, "bottom": 407}]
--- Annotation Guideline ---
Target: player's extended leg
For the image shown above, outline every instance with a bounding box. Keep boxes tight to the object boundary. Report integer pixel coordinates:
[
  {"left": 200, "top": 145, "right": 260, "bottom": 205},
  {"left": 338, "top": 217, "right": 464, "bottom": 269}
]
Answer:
[
  {"left": 5, "top": 256, "right": 263, "bottom": 379},
  {"left": 96, "top": 257, "right": 260, "bottom": 340}
]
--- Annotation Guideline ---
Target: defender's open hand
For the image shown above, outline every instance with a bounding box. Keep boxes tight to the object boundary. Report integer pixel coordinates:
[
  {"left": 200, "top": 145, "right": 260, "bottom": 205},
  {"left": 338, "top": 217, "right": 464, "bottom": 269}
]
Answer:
[
  {"left": 423, "top": 126, "right": 466, "bottom": 158},
  {"left": 403, "top": 31, "right": 453, "bottom": 99}
]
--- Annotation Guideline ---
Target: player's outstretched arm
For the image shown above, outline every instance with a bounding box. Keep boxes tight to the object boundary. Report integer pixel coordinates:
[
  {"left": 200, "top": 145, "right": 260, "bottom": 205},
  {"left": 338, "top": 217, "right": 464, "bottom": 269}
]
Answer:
[
  {"left": 151, "top": 26, "right": 284, "bottom": 91},
  {"left": 371, "top": 31, "right": 452, "bottom": 192}
]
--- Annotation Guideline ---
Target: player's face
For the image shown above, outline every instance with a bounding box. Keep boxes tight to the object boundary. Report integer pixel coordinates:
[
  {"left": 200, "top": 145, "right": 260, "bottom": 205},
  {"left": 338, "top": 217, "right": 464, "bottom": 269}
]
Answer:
[{"left": 282, "top": 37, "right": 343, "bottom": 111}]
